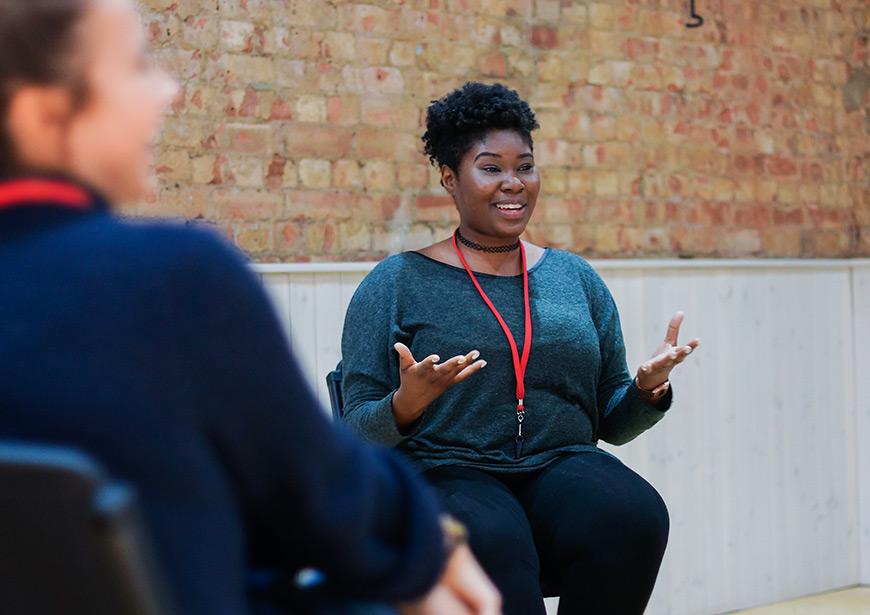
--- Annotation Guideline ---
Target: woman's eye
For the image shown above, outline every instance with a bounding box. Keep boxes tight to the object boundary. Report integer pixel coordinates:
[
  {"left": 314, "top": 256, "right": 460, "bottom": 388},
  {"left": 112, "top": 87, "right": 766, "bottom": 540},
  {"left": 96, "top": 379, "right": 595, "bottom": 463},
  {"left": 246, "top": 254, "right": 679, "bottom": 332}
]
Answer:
[
  {"left": 483, "top": 166, "right": 500, "bottom": 173},
  {"left": 519, "top": 164, "right": 534, "bottom": 172}
]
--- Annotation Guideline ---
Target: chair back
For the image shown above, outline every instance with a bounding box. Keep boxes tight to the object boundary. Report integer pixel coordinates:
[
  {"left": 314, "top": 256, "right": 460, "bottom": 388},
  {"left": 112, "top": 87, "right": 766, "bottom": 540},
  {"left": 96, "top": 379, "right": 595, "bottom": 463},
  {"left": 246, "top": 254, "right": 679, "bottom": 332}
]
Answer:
[
  {"left": 325, "top": 361, "right": 344, "bottom": 421},
  {"left": 0, "top": 441, "right": 174, "bottom": 615}
]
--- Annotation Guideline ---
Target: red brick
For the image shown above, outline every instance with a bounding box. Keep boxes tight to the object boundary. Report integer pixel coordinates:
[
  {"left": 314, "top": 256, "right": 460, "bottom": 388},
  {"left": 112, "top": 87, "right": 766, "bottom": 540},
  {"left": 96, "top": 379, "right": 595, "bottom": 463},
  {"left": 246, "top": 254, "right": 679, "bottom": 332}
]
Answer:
[
  {"left": 360, "top": 67, "right": 405, "bottom": 94},
  {"left": 223, "top": 124, "right": 273, "bottom": 154},
  {"left": 479, "top": 51, "right": 508, "bottom": 77},
  {"left": 354, "top": 128, "right": 419, "bottom": 160},
  {"left": 214, "top": 189, "right": 282, "bottom": 221},
  {"left": 772, "top": 207, "right": 804, "bottom": 225},
  {"left": 766, "top": 156, "right": 799, "bottom": 177},
  {"left": 530, "top": 26, "right": 558, "bottom": 49},
  {"left": 280, "top": 124, "right": 353, "bottom": 159}
]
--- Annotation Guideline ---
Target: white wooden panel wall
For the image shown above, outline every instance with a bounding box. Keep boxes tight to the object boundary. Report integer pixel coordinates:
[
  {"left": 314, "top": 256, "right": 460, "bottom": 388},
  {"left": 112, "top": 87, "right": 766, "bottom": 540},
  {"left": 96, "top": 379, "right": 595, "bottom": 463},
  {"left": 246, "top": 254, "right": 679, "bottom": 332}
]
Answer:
[
  {"left": 254, "top": 259, "right": 870, "bottom": 615},
  {"left": 854, "top": 266, "right": 870, "bottom": 587},
  {"left": 259, "top": 264, "right": 369, "bottom": 411}
]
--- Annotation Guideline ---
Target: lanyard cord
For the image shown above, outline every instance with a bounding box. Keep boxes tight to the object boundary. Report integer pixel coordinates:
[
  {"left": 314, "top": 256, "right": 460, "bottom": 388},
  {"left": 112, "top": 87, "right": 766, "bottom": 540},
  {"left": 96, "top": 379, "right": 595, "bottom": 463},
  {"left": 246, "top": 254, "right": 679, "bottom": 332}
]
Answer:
[
  {"left": 0, "top": 179, "right": 90, "bottom": 211},
  {"left": 452, "top": 229, "right": 532, "bottom": 456}
]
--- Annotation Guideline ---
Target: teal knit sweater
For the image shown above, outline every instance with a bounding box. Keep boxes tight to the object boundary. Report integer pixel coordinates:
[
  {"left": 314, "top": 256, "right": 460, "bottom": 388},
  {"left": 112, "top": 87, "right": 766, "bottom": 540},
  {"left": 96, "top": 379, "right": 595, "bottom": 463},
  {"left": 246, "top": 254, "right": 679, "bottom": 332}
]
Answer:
[{"left": 340, "top": 249, "right": 672, "bottom": 473}]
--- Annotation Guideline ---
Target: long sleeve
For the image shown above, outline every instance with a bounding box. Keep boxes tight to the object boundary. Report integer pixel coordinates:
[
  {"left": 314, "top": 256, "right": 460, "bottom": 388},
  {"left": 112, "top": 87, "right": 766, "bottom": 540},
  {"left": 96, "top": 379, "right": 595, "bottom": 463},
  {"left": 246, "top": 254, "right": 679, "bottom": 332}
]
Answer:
[
  {"left": 589, "top": 271, "right": 673, "bottom": 446},
  {"left": 173, "top": 233, "right": 445, "bottom": 602},
  {"left": 340, "top": 259, "right": 411, "bottom": 447}
]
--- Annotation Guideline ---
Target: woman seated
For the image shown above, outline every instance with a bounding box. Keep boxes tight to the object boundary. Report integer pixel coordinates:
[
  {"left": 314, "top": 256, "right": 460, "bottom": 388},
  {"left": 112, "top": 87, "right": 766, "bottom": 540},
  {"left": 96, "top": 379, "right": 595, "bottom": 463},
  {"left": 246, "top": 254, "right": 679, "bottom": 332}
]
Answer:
[{"left": 341, "top": 82, "right": 700, "bottom": 615}]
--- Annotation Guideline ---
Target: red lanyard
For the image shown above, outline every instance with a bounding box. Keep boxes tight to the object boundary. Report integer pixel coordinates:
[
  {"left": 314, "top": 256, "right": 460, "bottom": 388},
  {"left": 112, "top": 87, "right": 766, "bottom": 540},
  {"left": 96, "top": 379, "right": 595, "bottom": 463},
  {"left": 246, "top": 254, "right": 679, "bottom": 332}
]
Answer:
[
  {"left": 0, "top": 179, "right": 90, "bottom": 211},
  {"left": 452, "top": 229, "right": 532, "bottom": 457}
]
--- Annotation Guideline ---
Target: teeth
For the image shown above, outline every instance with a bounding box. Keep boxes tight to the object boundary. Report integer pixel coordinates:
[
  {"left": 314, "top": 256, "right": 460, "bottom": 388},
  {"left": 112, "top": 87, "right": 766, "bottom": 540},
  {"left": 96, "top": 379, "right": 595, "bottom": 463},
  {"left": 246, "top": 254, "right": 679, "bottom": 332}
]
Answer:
[{"left": 496, "top": 203, "right": 523, "bottom": 210}]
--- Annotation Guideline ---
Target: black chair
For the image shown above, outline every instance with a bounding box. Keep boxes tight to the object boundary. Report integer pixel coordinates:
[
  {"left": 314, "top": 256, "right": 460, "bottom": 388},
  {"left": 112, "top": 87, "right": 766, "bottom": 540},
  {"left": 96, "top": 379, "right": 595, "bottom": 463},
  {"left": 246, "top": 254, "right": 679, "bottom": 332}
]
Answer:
[
  {"left": 325, "top": 361, "right": 344, "bottom": 421},
  {"left": 0, "top": 441, "right": 175, "bottom": 615}
]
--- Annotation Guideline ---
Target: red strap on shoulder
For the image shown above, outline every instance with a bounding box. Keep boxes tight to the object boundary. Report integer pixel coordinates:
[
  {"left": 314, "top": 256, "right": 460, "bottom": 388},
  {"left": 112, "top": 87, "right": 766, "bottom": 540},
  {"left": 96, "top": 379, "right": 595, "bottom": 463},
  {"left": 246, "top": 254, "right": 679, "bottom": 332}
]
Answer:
[{"left": 0, "top": 179, "right": 90, "bottom": 211}]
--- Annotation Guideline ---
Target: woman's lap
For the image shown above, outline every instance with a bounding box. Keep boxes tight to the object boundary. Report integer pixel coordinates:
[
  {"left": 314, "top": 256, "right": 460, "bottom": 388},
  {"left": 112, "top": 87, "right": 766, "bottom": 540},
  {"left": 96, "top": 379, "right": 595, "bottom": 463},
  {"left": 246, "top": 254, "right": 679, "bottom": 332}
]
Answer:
[
  {"left": 423, "top": 464, "right": 547, "bottom": 615},
  {"left": 423, "top": 452, "right": 669, "bottom": 615}
]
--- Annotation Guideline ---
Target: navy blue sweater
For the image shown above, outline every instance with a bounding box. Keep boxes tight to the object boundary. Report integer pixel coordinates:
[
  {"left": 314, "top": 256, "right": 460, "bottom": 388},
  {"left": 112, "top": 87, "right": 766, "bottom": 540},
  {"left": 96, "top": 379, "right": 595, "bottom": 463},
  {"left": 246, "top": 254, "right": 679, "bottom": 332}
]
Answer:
[{"left": 0, "top": 176, "right": 445, "bottom": 614}]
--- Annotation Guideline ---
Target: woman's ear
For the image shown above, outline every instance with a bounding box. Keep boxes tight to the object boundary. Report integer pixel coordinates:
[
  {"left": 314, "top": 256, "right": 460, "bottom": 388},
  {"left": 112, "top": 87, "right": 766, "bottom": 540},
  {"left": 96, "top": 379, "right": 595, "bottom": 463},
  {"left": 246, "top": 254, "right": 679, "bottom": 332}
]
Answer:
[
  {"left": 7, "top": 85, "right": 76, "bottom": 169},
  {"left": 440, "top": 165, "right": 457, "bottom": 194}
]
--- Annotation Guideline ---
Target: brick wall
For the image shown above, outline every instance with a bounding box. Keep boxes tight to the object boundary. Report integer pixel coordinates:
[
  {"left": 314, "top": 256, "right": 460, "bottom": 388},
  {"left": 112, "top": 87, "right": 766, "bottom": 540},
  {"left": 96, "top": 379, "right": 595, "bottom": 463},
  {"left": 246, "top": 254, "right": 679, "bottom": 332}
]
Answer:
[{"left": 131, "top": 0, "right": 870, "bottom": 260}]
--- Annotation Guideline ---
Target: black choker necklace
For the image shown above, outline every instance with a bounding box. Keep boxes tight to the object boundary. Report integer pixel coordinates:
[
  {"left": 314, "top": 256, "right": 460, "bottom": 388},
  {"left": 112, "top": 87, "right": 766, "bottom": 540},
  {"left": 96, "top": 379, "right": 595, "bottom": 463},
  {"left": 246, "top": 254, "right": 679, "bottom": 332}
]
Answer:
[{"left": 456, "top": 229, "right": 521, "bottom": 253}]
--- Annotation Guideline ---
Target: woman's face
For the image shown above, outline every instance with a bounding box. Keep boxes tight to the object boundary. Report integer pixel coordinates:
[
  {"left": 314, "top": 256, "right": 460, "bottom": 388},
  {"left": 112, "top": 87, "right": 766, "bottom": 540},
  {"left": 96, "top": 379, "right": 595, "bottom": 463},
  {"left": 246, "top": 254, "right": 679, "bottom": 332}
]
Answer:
[
  {"left": 441, "top": 129, "right": 541, "bottom": 241},
  {"left": 65, "top": 0, "right": 178, "bottom": 202},
  {"left": 7, "top": 0, "right": 177, "bottom": 202}
]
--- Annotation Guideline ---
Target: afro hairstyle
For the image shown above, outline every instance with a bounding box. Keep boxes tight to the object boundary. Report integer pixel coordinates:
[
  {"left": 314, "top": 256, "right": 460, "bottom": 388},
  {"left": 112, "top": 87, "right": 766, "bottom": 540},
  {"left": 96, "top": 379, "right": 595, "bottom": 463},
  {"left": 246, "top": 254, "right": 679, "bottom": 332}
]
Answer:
[{"left": 421, "top": 82, "right": 540, "bottom": 172}]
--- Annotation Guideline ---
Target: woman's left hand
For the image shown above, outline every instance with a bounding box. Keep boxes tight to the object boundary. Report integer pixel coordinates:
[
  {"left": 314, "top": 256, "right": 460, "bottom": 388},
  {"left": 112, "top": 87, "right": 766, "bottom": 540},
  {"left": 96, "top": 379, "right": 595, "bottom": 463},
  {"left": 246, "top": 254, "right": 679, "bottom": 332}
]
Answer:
[{"left": 635, "top": 311, "right": 700, "bottom": 390}]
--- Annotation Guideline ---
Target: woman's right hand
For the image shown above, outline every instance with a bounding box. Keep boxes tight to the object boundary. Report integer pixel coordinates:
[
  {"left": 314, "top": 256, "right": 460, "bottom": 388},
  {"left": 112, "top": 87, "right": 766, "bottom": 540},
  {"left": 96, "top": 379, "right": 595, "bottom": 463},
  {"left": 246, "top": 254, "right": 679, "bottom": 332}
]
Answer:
[
  {"left": 391, "top": 342, "right": 487, "bottom": 431},
  {"left": 400, "top": 544, "right": 502, "bottom": 615}
]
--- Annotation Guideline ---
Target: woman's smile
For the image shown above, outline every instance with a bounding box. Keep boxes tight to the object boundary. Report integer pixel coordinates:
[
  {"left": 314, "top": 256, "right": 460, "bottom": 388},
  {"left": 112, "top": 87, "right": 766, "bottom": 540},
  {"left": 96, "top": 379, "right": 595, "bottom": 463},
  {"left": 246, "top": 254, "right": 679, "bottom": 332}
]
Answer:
[{"left": 492, "top": 200, "right": 528, "bottom": 220}]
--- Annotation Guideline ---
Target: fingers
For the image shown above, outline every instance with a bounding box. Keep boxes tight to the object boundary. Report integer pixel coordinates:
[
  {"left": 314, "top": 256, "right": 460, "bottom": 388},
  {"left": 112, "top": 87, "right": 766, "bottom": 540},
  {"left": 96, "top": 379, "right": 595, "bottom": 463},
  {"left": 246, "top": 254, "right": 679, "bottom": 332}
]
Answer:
[
  {"left": 443, "top": 350, "right": 486, "bottom": 383},
  {"left": 453, "top": 359, "right": 487, "bottom": 383},
  {"left": 396, "top": 346, "right": 486, "bottom": 387},
  {"left": 642, "top": 343, "right": 695, "bottom": 375},
  {"left": 399, "top": 585, "right": 471, "bottom": 615},
  {"left": 446, "top": 545, "right": 502, "bottom": 615},
  {"left": 671, "top": 338, "right": 699, "bottom": 362},
  {"left": 435, "top": 352, "right": 474, "bottom": 374},
  {"left": 435, "top": 349, "right": 480, "bottom": 371},
  {"left": 664, "top": 311, "right": 684, "bottom": 345},
  {"left": 394, "top": 342, "right": 418, "bottom": 372}
]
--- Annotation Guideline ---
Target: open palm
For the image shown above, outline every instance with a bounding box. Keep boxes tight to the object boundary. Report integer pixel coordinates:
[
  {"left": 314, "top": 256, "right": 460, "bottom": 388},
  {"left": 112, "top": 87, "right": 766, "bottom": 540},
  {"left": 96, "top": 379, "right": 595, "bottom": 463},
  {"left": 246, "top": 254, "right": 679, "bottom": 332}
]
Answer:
[{"left": 636, "top": 311, "right": 700, "bottom": 390}]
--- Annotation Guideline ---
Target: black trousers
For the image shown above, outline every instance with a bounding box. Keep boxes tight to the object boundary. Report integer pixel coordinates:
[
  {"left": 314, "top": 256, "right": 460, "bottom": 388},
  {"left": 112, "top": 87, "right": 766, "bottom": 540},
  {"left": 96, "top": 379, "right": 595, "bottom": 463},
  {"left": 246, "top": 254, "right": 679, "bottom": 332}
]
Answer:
[{"left": 423, "top": 452, "right": 669, "bottom": 615}]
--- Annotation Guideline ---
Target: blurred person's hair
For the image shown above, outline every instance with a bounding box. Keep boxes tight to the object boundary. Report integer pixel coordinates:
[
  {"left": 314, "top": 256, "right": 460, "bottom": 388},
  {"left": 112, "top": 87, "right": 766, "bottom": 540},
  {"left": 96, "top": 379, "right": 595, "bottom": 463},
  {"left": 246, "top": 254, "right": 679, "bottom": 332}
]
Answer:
[
  {"left": 0, "top": 0, "right": 87, "bottom": 173},
  {"left": 422, "top": 81, "right": 540, "bottom": 173}
]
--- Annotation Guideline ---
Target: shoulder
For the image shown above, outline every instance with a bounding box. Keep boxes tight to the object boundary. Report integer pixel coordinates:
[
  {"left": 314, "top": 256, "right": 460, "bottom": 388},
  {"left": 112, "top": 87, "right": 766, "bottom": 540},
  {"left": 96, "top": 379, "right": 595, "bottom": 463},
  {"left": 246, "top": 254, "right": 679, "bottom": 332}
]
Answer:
[
  {"left": 541, "top": 248, "right": 604, "bottom": 285},
  {"left": 77, "top": 215, "right": 255, "bottom": 292},
  {"left": 416, "top": 238, "right": 457, "bottom": 266},
  {"left": 360, "top": 252, "right": 413, "bottom": 285},
  {"left": 355, "top": 248, "right": 430, "bottom": 282},
  {"left": 541, "top": 248, "right": 616, "bottom": 311},
  {"left": 350, "top": 252, "right": 415, "bottom": 304},
  {"left": 76, "top": 215, "right": 238, "bottom": 262}
]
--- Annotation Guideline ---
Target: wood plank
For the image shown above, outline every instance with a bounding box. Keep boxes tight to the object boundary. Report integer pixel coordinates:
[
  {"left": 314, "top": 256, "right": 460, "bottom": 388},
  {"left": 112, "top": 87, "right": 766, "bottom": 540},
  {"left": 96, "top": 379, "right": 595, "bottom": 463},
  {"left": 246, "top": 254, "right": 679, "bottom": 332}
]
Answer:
[
  {"left": 313, "top": 273, "right": 344, "bottom": 409},
  {"left": 260, "top": 273, "right": 293, "bottom": 346},
  {"left": 287, "top": 272, "right": 318, "bottom": 392},
  {"left": 853, "top": 267, "right": 870, "bottom": 585}
]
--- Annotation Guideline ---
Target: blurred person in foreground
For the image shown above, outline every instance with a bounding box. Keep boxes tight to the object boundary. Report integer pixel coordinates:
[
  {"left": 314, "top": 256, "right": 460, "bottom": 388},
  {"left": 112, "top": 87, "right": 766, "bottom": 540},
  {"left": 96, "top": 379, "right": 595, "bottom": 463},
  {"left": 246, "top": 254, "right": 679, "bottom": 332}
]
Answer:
[{"left": 0, "top": 1, "right": 500, "bottom": 613}]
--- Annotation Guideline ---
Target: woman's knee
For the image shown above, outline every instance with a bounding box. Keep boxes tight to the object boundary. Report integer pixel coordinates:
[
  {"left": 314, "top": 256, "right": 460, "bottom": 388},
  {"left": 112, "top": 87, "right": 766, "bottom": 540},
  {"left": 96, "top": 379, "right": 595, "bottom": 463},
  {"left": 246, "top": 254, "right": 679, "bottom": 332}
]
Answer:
[
  {"left": 633, "top": 486, "right": 669, "bottom": 553},
  {"left": 541, "top": 457, "right": 670, "bottom": 562},
  {"left": 605, "top": 475, "right": 670, "bottom": 560}
]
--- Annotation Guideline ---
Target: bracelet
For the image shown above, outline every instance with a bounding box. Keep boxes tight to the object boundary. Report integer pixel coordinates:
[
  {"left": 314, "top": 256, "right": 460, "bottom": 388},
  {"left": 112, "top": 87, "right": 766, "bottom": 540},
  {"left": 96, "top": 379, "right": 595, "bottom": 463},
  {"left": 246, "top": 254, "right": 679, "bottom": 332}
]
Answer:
[
  {"left": 633, "top": 377, "right": 670, "bottom": 402},
  {"left": 439, "top": 514, "right": 468, "bottom": 556}
]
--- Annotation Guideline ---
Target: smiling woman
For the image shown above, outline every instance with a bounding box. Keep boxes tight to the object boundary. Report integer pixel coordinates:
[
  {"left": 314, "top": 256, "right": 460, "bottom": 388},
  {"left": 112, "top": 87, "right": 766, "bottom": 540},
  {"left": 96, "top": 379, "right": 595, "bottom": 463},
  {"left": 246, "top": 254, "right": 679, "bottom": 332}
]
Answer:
[
  {"left": 340, "top": 81, "right": 701, "bottom": 615},
  {"left": 419, "top": 82, "right": 544, "bottom": 273}
]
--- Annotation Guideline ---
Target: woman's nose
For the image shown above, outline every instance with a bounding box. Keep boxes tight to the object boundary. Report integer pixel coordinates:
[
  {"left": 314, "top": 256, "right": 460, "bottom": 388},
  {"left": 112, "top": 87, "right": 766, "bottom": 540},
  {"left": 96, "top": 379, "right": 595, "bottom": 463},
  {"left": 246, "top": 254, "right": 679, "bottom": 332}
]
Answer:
[{"left": 502, "top": 175, "right": 524, "bottom": 192}]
